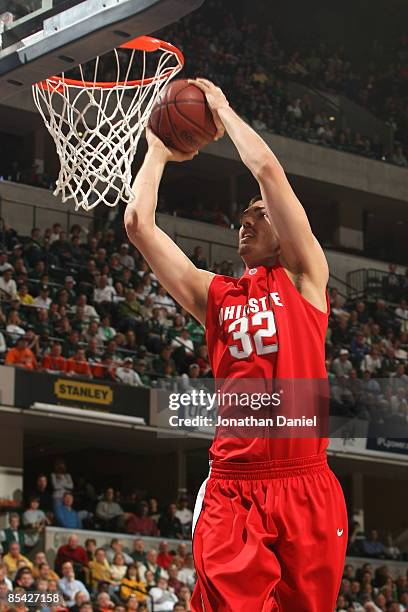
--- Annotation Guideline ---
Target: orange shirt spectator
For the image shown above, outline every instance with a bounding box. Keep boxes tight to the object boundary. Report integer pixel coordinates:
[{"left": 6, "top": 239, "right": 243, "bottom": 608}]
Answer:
[
  {"left": 43, "top": 342, "right": 67, "bottom": 373},
  {"left": 66, "top": 349, "right": 92, "bottom": 378},
  {"left": 6, "top": 338, "right": 37, "bottom": 370}
]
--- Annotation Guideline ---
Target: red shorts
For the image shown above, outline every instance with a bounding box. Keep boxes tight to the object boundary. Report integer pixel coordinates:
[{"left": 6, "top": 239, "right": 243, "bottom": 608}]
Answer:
[{"left": 191, "top": 453, "right": 347, "bottom": 612}]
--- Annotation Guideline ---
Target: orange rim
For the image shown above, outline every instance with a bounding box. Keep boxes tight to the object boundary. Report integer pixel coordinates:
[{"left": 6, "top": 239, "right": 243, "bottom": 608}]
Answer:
[{"left": 36, "top": 35, "right": 184, "bottom": 90}]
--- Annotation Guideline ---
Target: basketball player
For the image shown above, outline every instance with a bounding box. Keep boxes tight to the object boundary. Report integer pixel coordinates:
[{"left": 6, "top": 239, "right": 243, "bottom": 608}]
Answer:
[{"left": 125, "top": 78, "right": 347, "bottom": 611}]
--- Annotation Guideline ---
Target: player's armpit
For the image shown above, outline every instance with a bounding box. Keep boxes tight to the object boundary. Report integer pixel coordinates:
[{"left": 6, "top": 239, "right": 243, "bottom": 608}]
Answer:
[{"left": 126, "top": 224, "right": 214, "bottom": 325}]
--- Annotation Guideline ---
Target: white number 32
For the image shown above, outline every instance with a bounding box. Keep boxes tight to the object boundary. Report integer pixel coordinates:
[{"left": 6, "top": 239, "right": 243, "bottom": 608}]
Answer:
[{"left": 227, "top": 311, "right": 278, "bottom": 359}]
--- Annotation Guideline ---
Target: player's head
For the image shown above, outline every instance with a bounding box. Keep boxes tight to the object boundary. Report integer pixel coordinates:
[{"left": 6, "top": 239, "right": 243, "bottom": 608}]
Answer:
[{"left": 238, "top": 195, "right": 280, "bottom": 267}]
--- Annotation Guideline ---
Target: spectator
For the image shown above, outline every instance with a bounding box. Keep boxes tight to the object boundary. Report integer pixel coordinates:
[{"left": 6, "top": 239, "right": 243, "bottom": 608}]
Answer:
[
  {"left": 149, "top": 577, "right": 178, "bottom": 611},
  {"left": 177, "top": 554, "right": 195, "bottom": 591},
  {"left": 384, "top": 535, "right": 400, "bottom": 560},
  {"left": 66, "top": 349, "right": 93, "bottom": 379},
  {"left": 332, "top": 349, "right": 353, "bottom": 378},
  {"left": 0, "top": 563, "right": 13, "bottom": 591},
  {"left": 158, "top": 504, "right": 183, "bottom": 540},
  {"left": 105, "top": 540, "right": 133, "bottom": 566},
  {"left": 190, "top": 247, "right": 207, "bottom": 270},
  {"left": 0, "top": 269, "right": 17, "bottom": 300},
  {"left": 14, "top": 567, "right": 35, "bottom": 592},
  {"left": 110, "top": 553, "right": 127, "bottom": 588},
  {"left": 94, "top": 275, "right": 116, "bottom": 305},
  {"left": 126, "top": 502, "right": 159, "bottom": 537},
  {"left": 58, "top": 562, "right": 90, "bottom": 607},
  {"left": 95, "top": 488, "right": 126, "bottom": 532},
  {"left": 3, "top": 542, "right": 33, "bottom": 578},
  {"left": 43, "top": 342, "right": 67, "bottom": 373},
  {"left": 51, "top": 458, "right": 74, "bottom": 500},
  {"left": 2, "top": 513, "right": 25, "bottom": 553},
  {"left": 361, "top": 529, "right": 386, "bottom": 558},
  {"left": 95, "top": 591, "right": 115, "bottom": 612},
  {"left": 5, "top": 336, "right": 37, "bottom": 370},
  {"left": 118, "top": 245, "right": 135, "bottom": 270},
  {"left": 361, "top": 348, "right": 383, "bottom": 375},
  {"left": 30, "top": 474, "right": 54, "bottom": 516},
  {"left": 157, "top": 542, "right": 173, "bottom": 571},
  {"left": 115, "top": 358, "right": 144, "bottom": 386},
  {"left": 138, "top": 549, "right": 167, "bottom": 583},
  {"left": 32, "top": 554, "right": 59, "bottom": 582},
  {"left": 152, "top": 286, "right": 177, "bottom": 316},
  {"left": 175, "top": 497, "right": 193, "bottom": 538},
  {"left": 131, "top": 540, "right": 147, "bottom": 566},
  {"left": 55, "top": 535, "right": 89, "bottom": 578},
  {"left": 54, "top": 492, "right": 82, "bottom": 529},
  {"left": 34, "top": 285, "right": 52, "bottom": 310},
  {"left": 167, "top": 564, "right": 184, "bottom": 597},
  {"left": 22, "top": 496, "right": 48, "bottom": 549},
  {"left": 88, "top": 548, "right": 114, "bottom": 592},
  {"left": 6, "top": 309, "right": 26, "bottom": 342},
  {"left": 119, "top": 564, "right": 147, "bottom": 602}
]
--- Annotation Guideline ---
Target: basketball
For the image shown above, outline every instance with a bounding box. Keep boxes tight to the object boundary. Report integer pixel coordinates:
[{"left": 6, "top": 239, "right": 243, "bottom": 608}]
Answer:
[{"left": 148, "top": 78, "right": 217, "bottom": 154}]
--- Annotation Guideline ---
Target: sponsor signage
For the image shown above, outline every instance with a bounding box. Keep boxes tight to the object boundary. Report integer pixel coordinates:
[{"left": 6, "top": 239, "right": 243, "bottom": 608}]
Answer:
[{"left": 14, "top": 369, "right": 149, "bottom": 422}]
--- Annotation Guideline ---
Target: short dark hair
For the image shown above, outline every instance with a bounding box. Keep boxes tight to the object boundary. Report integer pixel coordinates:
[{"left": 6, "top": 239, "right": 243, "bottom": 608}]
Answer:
[{"left": 248, "top": 194, "right": 262, "bottom": 207}]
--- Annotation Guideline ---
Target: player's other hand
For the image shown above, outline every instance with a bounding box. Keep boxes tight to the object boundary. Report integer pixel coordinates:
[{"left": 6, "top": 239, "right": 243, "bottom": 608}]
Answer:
[
  {"left": 189, "top": 78, "right": 228, "bottom": 140},
  {"left": 145, "top": 127, "right": 198, "bottom": 163}
]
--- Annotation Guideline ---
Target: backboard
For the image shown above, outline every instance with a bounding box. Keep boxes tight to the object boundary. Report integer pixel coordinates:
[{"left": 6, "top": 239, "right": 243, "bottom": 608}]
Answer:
[{"left": 0, "top": 0, "right": 203, "bottom": 100}]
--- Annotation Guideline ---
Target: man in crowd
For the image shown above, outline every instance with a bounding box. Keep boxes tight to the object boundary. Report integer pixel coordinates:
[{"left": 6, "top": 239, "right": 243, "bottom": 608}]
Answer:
[
  {"left": 3, "top": 542, "right": 33, "bottom": 578},
  {"left": 58, "top": 561, "right": 90, "bottom": 607},
  {"left": 126, "top": 501, "right": 159, "bottom": 537},
  {"left": 54, "top": 492, "right": 82, "bottom": 529},
  {"left": 55, "top": 534, "right": 89, "bottom": 576},
  {"left": 1, "top": 513, "right": 25, "bottom": 553},
  {"left": 158, "top": 504, "right": 183, "bottom": 540},
  {"left": 5, "top": 335, "right": 37, "bottom": 370},
  {"left": 96, "top": 488, "right": 127, "bottom": 532},
  {"left": 105, "top": 539, "right": 133, "bottom": 565}
]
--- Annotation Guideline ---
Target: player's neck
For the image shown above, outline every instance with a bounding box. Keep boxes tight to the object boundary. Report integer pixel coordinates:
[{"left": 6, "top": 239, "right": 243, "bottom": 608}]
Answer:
[{"left": 243, "top": 253, "right": 279, "bottom": 269}]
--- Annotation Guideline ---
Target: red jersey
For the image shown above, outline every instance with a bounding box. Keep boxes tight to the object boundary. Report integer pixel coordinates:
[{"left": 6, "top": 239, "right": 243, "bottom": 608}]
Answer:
[{"left": 205, "top": 263, "right": 329, "bottom": 461}]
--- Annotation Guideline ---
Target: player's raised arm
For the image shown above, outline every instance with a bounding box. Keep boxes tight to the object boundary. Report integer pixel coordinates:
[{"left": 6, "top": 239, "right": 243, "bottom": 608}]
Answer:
[
  {"left": 191, "top": 78, "right": 328, "bottom": 293},
  {"left": 124, "top": 129, "right": 214, "bottom": 325}
]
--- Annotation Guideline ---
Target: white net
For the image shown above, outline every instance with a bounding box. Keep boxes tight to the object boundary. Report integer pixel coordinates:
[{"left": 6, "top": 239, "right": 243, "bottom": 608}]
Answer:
[{"left": 32, "top": 37, "right": 183, "bottom": 211}]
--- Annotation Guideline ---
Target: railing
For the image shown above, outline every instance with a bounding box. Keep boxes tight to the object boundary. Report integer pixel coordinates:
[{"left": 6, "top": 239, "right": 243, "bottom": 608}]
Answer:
[
  {"left": 174, "top": 232, "right": 241, "bottom": 274},
  {"left": 0, "top": 189, "right": 92, "bottom": 238},
  {"left": 328, "top": 272, "right": 353, "bottom": 301},
  {"left": 346, "top": 268, "right": 406, "bottom": 302}
]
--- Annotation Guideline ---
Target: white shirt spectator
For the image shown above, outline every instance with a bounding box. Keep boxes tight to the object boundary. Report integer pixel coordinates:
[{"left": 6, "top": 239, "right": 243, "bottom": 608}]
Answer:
[
  {"left": 149, "top": 586, "right": 177, "bottom": 611},
  {"left": 152, "top": 292, "right": 176, "bottom": 315},
  {"left": 395, "top": 346, "right": 408, "bottom": 361},
  {"left": 23, "top": 508, "right": 47, "bottom": 547},
  {"left": 6, "top": 323, "right": 25, "bottom": 342},
  {"left": 175, "top": 507, "right": 193, "bottom": 526},
  {"left": 115, "top": 366, "right": 143, "bottom": 386},
  {"left": 0, "top": 262, "right": 13, "bottom": 273},
  {"left": 171, "top": 335, "right": 194, "bottom": 354},
  {"left": 51, "top": 472, "right": 74, "bottom": 499},
  {"left": 34, "top": 295, "right": 52, "bottom": 309},
  {"left": 177, "top": 567, "right": 195, "bottom": 590},
  {"left": 74, "top": 304, "right": 100, "bottom": 323},
  {"left": 94, "top": 285, "right": 117, "bottom": 303},
  {"left": 119, "top": 250, "right": 135, "bottom": 270},
  {"left": 361, "top": 353, "right": 382, "bottom": 374},
  {"left": 0, "top": 277, "right": 17, "bottom": 298},
  {"left": 57, "top": 576, "right": 89, "bottom": 607},
  {"left": 395, "top": 305, "right": 408, "bottom": 321},
  {"left": 332, "top": 356, "right": 353, "bottom": 378}
]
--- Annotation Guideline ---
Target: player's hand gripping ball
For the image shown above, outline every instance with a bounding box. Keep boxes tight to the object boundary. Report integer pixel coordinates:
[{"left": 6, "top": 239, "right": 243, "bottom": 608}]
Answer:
[{"left": 148, "top": 78, "right": 225, "bottom": 154}]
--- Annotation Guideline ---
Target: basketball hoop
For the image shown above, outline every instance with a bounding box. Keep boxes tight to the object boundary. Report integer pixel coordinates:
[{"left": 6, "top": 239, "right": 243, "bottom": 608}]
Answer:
[{"left": 32, "top": 36, "right": 184, "bottom": 211}]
